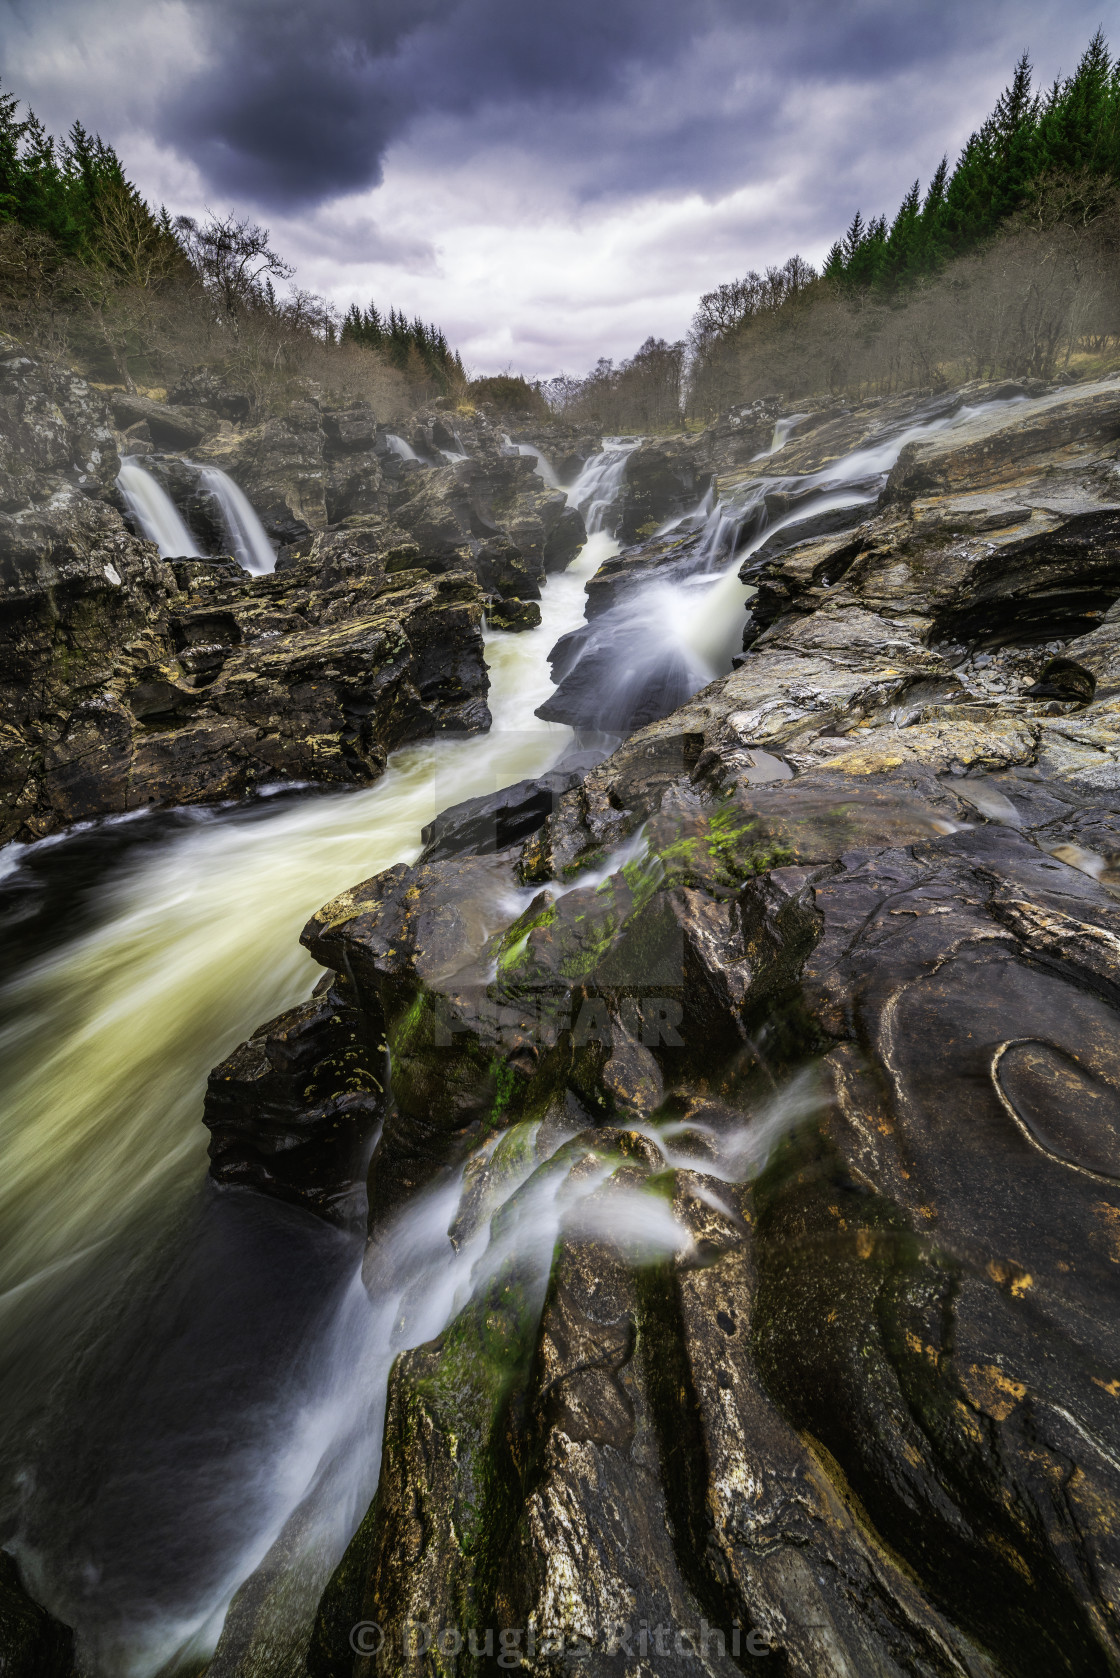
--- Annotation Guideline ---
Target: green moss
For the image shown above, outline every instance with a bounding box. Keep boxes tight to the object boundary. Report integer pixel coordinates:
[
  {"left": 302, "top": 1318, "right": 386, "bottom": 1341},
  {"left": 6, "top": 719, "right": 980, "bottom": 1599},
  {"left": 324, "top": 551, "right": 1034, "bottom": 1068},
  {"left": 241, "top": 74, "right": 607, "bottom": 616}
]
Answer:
[
  {"left": 387, "top": 989, "right": 429, "bottom": 1056},
  {"left": 418, "top": 1265, "right": 540, "bottom": 1559},
  {"left": 488, "top": 1056, "right": 518, "bottom": 1121}
]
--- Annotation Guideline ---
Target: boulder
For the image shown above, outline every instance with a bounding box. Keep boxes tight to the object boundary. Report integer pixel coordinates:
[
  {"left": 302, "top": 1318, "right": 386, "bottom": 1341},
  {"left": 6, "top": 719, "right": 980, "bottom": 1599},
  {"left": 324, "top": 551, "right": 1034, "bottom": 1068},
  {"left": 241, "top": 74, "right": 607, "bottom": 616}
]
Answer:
[
  {"left": 614, "top": 436, "right": 712, "bottom": 543},
  {"left": 203, "top": 974, "right": 386, "bottom": 1228},
  {"left": 485, "top": 596, "right": 541, "bottom": 631},
  {"left": 418, "top": 770, "right": 582, "bottom": 863},
  {"left": 108, "top": 391, "right": 221, "bottom": 450},
  {"left": 167, "top": 368, "right": 253, "bottom": 422}
]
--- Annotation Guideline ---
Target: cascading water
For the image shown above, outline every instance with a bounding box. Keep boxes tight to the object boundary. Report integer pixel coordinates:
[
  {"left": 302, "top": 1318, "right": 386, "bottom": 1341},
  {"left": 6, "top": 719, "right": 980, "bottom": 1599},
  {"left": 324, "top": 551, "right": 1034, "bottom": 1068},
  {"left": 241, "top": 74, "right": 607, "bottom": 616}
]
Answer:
[
  {"left": 545, "top": 394, "right": 1029, "bottom": 730},
  {"left": 503, "top": 433, "right": 562, "bottom": 489},
  {"left": 566, "top": 436, "right": 642, "bottom": 533},
  {"left": 197, "top": 467, "right": 277, "bottom": 575},
  {"left": 116, "top": 457, "right": 201, "bottom": 559},
  {"left": 0, "top": 528, "right": 621, "bottom": 1676},
  {"left": 384, "top": 432, "right": 420, "bottom": 462},
  {"left": 0, "top": 393, "right": 1030, "bottom": 1676},
  {"left": 753, "top": 411, "right": 809, "bottom": 459}
]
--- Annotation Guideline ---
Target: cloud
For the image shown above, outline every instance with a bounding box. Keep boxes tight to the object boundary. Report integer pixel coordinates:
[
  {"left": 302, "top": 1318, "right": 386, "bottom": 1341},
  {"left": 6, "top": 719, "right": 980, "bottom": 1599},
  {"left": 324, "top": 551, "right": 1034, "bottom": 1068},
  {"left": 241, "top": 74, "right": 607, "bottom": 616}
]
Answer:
[{"left": 0, "top": 0, "right": 1112, "bottom": 373}]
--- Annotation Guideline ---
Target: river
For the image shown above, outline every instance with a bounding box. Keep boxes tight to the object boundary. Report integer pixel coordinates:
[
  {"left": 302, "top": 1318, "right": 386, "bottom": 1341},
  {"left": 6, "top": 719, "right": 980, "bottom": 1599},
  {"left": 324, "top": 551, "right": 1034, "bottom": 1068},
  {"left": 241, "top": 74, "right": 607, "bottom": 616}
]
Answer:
[{"left": 0, "top": 397, "right": 1014, "bottom": 1673}]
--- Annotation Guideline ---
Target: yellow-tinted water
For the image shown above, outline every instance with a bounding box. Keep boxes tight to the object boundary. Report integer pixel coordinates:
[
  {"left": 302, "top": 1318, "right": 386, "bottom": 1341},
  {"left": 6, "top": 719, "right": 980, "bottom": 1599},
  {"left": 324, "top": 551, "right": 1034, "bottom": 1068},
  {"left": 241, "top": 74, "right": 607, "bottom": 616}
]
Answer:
[{"left": 0, "top": 534, "right": 616, "bottom": 1340}]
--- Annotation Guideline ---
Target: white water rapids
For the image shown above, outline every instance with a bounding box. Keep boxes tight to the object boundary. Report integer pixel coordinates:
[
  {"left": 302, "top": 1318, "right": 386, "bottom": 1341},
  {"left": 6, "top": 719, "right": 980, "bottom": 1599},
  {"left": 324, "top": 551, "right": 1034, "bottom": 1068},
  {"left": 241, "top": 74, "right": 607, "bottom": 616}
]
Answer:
[
  {"left": 551, "top": 394, "right": 1027, "bottom": 724},
  {"left": 0, "top": 392, "right": 1023, "bottom": 1674},
  {"left": 0, "top": 530, "right": 624, "bottom": 1675}
]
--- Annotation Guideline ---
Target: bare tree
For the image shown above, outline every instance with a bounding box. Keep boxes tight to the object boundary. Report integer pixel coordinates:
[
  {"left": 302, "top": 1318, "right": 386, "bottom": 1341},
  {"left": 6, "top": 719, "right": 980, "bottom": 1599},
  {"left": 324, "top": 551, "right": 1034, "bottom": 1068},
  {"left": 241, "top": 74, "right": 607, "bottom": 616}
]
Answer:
[{"left": 173, "top": 211, "right": 293, "bottom": 323}]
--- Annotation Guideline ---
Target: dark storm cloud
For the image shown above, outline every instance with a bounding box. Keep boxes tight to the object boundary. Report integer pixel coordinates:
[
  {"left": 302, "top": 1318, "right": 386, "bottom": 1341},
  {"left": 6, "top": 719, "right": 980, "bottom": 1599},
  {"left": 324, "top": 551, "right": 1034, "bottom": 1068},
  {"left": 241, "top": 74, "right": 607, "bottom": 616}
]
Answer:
[
  {"left": 106, "top": 0, "right": 1057, "bottom": 209},
  {"left": 156, "top": 0, "right": 727, "bottom": 205},
  {"left": 1, "top": 0, "right": 1111, "bottom": 374},
  {"left": 1, "top": 0, "right": 1106, "bottom": 214}
]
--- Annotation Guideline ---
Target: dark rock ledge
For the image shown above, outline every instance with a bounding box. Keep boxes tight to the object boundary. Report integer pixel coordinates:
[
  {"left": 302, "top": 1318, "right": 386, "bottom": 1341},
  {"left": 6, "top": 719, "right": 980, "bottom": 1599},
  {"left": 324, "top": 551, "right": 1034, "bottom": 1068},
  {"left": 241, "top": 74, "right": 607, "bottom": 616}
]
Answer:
[
  {"left": 0, "top": 333, "right": 587, "bottom": 842},
  {"left": 209, "top": 378, "right": 1120, "bottom": 1677}
]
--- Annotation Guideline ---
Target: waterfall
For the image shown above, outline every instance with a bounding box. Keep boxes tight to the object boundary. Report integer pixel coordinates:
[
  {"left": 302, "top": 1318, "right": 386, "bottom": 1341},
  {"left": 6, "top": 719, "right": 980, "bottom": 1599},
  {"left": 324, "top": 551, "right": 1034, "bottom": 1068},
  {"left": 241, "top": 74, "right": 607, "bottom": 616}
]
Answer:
[
  {"left": 1, "top": 388, "right": 1035, "bottom": 1678},
  {"left": 116, "top": 458, "right": 201, "bottom": 559},
  {"left": 566, "top": 436, "right": 642, "bottom": 533},
  {"left": 549, "top": 395, "right": 1028, "bottom": 728},
  {"left": 503, "top": 435, "right": 562, "bottom": 489},
  {"left": 197, "top": 468, "right": 277, "bottom": 576},
  {"left": 384, "top": 433, "right": 420, "bottom": 461},
  {"left": 752, "top": 411, "right": 809, "bottom": 460}
]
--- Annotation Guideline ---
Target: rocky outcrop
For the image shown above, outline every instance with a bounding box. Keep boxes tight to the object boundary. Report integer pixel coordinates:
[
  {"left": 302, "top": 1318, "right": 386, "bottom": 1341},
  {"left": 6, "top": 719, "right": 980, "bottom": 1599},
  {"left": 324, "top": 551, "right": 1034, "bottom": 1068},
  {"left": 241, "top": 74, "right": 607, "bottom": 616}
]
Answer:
[
  {"left": 504, "top": 421, "right": 599, "bottom": 486},
  {"left": 203, "top": 971, "right": 386, "bottom": 1228},
  {"left": 613, "top": 436, "right": 712, "bottom": 543},
  {"left": 0, "top": 338, "right": 590, "bottom": 840},
  {"left": 280, "top": 374, "right": 1120, "bottom": 1676},
  {"left": 108, "top": 390, "right": 222, "bottom": 451},
  {"left": 2, "top": 535, "right": 491, "bottom": 842}
]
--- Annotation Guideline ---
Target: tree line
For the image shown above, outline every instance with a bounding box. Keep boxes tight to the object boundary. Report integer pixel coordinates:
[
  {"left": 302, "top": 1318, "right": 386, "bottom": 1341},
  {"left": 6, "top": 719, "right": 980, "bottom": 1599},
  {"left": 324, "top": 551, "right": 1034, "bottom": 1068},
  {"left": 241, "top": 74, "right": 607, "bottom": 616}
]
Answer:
[
  {"left": 824, "top": 32, "right": 1120, "bottom": 292},
  {"left": 685, "top": 31, "right": 1120, "bottom": 417},
  {"left": 340, "top": 303, "right": 465, "bottom": 394},
  {"left": 0, "top": 82, "right": 464, "bottom": 413}
]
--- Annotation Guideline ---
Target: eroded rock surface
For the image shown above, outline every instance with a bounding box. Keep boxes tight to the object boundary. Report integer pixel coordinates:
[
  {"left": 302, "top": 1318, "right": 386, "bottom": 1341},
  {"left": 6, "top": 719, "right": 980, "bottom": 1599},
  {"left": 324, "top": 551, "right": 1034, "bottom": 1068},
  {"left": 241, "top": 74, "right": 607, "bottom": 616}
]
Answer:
[
  {"left": 2, "top": 532, "right": 491, "bottom": 842},
  {"left": 0, "top": 337, "right": 593, "bottom": 840},
  {"left": 289, "top": 375, "right": 1120, "bottom": 1676},
  {"left": 203, "top": 971, "right": 387, "bottom": 1228}
]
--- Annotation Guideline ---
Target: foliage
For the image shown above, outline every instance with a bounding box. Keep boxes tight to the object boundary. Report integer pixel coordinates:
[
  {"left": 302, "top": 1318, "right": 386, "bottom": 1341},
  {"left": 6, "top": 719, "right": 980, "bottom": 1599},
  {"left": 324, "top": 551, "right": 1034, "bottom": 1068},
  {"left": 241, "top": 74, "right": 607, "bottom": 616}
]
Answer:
[
  {"left": 0, "top": 80, "right": 464, "bottom": 416},
  {"left": 543, "top": 336, "right": 686, "bottom": 431},
  {"left": 340, "top": 301, "right": 465, "bottom": 395},
  {"left": 687, "top": 31, "right": 1120, "bottom": 414},
  {"left": 0, "top": 89, "right": 186, "bottom": 283},
  {"left": 467, "top": 373, "right": 549, "bottom": 416},
  {"left": 825, "top": 33, "right": 1120, "bottom": 292}
]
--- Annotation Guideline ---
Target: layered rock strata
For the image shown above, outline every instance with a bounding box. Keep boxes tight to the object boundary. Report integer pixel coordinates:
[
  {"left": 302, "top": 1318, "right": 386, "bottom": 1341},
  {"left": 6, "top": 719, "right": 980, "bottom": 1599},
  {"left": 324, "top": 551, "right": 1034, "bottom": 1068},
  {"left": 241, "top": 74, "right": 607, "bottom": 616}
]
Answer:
[{"left": 0, "top": 337, "right": 590, "bottom": 840}]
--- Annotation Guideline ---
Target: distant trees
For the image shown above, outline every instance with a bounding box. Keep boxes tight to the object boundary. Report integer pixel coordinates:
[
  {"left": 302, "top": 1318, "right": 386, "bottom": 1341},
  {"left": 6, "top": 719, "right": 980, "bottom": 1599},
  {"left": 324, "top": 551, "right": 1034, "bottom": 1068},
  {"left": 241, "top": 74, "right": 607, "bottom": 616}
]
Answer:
[
  {"left": 687, "top": 30, "right": 1120, "bottom": 414},
  {"left": 340, "top": 302, "right": 465, "bottom": 395},
  {"left": 544, "top": 336, "right": 686, "bottom": 431},
  {"left": 467, "top": 373, "right": 549, "bottom": 415},
  {"left": 0, "top": 89, "right": 185, "bottom": 282},
  {"left": 0, "top": 79, "right": 465, "bottom": 418},
  {"left": 822, "top": 33, "right": 1120, "bottom": 292}
]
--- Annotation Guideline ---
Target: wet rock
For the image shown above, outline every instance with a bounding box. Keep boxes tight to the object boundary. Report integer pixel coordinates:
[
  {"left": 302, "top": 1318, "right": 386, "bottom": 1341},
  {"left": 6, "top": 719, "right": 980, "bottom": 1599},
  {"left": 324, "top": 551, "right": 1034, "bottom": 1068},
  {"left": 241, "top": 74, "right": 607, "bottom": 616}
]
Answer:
[
  {"left": 306, "top": 741, "right": 1120, "bottom": 1673},
  {"left": 2, "top": 536, "right": 492, "bottom": 841},
  {"left": 505, "top": 420, "right": 599, "bottom": 485},
  {"left": 0, "top": 1552, "right": 77, "bottom": 1678},
  {"left": 203, "top": 974, "right": 386, "bottom": 1228},
  {"left": 486, "top": 595, "right": 541, "bottom": 631},
  {"left": 195, "top": 400, "right": 330, "bottom": 543},
  {"left": 1024, "top": 655, "right": 1097, "bottom": 702},
  {"left": 883, "top": 380, "right": 1120, "bottom": 504},
  {"left": 614, "top": 437, "right": 712, "bottom": 543},
  {"left": 108, "top": 391, "right": 220, "bottom": 451},
  {"left": 290, "top": 378, "right": 1120, "bottom": 1673},
  {"left": 418, "top": 771, "right": 582, "bottom": 863}
]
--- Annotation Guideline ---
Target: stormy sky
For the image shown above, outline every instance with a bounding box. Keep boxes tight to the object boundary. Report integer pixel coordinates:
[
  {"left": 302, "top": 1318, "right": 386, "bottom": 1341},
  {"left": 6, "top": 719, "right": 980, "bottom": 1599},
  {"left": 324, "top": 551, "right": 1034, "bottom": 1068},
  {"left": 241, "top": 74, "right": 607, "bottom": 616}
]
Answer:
[{"left": 0, "top": 0, "right": 1110, "bottom": 376}]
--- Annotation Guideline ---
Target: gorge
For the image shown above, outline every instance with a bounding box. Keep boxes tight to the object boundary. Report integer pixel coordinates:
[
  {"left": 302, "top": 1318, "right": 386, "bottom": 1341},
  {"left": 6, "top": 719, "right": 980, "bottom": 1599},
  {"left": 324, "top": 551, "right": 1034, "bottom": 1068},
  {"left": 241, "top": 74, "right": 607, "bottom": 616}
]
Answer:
[{"left": 2, "top": 322, "right": 1120, "bottom": 1678}]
